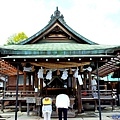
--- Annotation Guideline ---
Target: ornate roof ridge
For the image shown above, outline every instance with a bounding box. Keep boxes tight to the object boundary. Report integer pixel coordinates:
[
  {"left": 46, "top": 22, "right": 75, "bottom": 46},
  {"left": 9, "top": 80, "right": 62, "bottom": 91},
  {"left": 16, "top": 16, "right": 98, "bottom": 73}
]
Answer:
[
  {"left": 17, "top": 7, "right": 97, "bottom": 45},
  {"left": 49, "top": 7, "right": 65, "bottom": 23}
]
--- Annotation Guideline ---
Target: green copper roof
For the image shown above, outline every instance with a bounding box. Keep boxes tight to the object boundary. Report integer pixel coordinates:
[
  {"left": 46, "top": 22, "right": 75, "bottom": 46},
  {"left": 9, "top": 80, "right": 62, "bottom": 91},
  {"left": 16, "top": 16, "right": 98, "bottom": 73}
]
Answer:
[
  {"left": 1, "top": 43, "right": 118, "bottom": 51},
  {"left": 1, "top": 43, "right": 119, "bottom": 55}
]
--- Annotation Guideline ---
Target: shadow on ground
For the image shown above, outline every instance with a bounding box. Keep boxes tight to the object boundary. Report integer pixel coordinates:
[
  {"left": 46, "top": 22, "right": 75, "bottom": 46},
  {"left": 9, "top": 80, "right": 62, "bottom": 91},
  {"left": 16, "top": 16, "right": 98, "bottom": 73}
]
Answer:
[{"left": 76, "top": 112, "right": 98, "bottom": 118}]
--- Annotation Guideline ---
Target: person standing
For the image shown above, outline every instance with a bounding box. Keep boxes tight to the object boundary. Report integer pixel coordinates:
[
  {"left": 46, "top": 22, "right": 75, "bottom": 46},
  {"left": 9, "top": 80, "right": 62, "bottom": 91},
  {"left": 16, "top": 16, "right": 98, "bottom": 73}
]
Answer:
[
  {"left": 56, "top": 93, "right": 70, "bottom": 120},
  {"left": 91, "top": 76, "right": 97, "bottom": 91},
  {"left": 42, "top": 97, "right": 52, "bottom": 120},
  {"left": 91, "top": 76, "right": 97, "bottom": 97}
]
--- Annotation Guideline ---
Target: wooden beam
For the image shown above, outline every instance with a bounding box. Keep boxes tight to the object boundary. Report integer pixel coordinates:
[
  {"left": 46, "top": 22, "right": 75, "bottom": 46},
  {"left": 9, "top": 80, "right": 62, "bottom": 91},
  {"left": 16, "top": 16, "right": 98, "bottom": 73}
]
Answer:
[{"left": 31, "top": 62, "right": 90, "bottom": 69}]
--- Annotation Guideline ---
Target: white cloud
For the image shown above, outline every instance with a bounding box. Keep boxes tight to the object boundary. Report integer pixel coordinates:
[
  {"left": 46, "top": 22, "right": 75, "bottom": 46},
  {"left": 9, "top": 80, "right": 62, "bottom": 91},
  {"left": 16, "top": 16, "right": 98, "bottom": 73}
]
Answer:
[
  {"left": 64, "top": 0, "right": 120, "bottom": 45},
  {"left": 0, "top": 0, "right": 120, "bottom": 45}
]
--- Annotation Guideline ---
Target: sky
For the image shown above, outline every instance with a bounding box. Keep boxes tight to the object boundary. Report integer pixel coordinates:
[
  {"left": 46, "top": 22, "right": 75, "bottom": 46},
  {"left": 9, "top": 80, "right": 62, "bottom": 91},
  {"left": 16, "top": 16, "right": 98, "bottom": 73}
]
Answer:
[{"left": 0, "top": 0, "right": 120, "bottom": 45}]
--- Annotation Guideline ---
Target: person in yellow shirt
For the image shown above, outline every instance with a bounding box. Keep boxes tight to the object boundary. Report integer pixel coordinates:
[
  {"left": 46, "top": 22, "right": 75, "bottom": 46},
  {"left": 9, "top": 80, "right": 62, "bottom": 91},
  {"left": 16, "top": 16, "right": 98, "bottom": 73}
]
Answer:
[{"left": 42, "top": 97, "right": 52, "bottom": 120}]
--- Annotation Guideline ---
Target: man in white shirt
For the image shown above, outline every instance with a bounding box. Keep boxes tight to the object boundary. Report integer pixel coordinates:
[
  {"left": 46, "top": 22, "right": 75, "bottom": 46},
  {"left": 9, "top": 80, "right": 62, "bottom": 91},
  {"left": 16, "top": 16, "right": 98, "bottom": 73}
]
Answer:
[
  {"left": 56, "top": 94, "right": 70, "bottom": 120},
  {"left": 91, "top": 76, "right": 97, "bottom": 91},
  {"left": 91, "top": 76, "right": 97, "bottom": 97}
]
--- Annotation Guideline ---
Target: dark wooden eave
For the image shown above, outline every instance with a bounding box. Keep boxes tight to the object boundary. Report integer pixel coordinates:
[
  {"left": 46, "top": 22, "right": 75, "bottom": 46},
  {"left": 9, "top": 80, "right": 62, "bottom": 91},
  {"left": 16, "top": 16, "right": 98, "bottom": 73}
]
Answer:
[
  {"left": 0, "top": 60, "right": 23, "bottom": 76},
  {"left": 92, "top": 55, "right": 120, "bottom": 77}
]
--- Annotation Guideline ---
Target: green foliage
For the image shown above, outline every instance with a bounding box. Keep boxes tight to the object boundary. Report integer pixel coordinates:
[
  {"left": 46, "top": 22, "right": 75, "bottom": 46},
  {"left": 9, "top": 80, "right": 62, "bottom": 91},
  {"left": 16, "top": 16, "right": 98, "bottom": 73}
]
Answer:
[
  {"left": 6, "top": 34, "right": 16, "bottom": 45},
  {"left": 6, "top": 32, "right": 28, "bottom": 45}
]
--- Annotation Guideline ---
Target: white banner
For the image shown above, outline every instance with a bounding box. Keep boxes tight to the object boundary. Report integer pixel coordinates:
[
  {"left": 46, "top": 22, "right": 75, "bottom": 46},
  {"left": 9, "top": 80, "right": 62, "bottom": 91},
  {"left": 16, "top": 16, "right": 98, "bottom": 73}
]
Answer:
[{"left": 23, "top": 66, "right": 34, "bottom": 72}]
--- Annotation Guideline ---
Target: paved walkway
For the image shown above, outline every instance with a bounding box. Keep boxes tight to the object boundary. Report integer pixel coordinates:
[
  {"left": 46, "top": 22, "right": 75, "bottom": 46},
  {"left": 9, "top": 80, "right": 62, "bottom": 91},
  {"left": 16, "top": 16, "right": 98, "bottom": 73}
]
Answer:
[{"left": 1, "top": 108, "right": 120, "bottom": 120}]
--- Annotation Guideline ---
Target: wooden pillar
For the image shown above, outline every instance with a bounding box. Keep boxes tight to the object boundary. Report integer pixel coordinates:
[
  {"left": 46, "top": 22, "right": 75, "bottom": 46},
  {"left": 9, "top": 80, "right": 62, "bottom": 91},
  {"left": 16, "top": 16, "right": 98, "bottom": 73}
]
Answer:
[
  {"left": 77, "top": 79, "right": 82, "bottom": 113},
  {"left": 23, "top": 71, "right": 27, "bottom": 91},
  {"left": 40, "top": 78, "right": 43, "bottom": 96},
  {"left": 15, "top": 65, "right": 20, "bottom": 120},
  {"left": 34, "top": 72, "right": 38, "bottom": 89},
  {"left": 66, "top": 77, "right": 69, "bottom": 94},
  {"left": 28, "top": 73, "right": 31, "bottom": 91},
  {"left": 67, "top": 76, "right": 72, "bottom": 95},
  {"left": 45, "top": 84, "right": 48, "bottom": 96},
  {"left": 43, "top": 73, "right": 48, "bottom": 96},
  {"left": 4, "top": 75, "right": 7, "bottom": 91},
  {"left": 34, "top": 72, "right": 38, "bottom": 96},
  {"left": 83, "top": 72, "right": 87, "bottom": 90},
  {"left": 72, "top": 77, "right": 77, "bottom": 96}
]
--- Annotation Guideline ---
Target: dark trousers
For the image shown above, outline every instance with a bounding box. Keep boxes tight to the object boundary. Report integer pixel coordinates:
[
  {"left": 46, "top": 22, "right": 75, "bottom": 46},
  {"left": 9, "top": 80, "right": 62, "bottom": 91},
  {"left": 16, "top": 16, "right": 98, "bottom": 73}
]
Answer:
[{"left": 58, "top": 108, "right": 68, "bottom": 120}]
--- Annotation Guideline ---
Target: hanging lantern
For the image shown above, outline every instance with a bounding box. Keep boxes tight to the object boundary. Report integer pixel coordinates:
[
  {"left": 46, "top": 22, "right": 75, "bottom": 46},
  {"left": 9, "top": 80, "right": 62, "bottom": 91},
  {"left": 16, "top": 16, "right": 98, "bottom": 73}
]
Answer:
[
  {"left": 57, "top": 69, "right": 60, "bottom": 75},
  {"left": 43, "top": 68, "right": 46, "bottom": 74},
  {"left": 69, "top": 68, "right": 73, "bottom": 74}
]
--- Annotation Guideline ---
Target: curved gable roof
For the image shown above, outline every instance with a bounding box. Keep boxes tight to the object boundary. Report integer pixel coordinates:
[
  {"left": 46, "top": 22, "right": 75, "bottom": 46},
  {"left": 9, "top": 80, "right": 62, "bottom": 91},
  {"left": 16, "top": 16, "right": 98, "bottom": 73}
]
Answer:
[{"left": 18, "top": 7, "right": 97, "bottom": 45}]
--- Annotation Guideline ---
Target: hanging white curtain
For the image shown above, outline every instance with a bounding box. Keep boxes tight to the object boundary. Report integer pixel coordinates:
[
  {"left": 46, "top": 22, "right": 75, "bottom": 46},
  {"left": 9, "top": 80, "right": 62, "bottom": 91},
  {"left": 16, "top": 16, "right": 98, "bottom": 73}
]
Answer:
[
  {"left": 73, "top": 68, "right": 83, "bottom": 85},
  {"left": 37, "top": 67, "right": 44, "bottom": 79},
  {"left": 86, "top": 66, "right": 92, "bottom": 72},
  {"left": 46, "top": 70, "right": 52, "bottom": 80},
  {"left": 73, "top": 67, "right": 79, "bottom": 78},
  {"left": 37, "top": 68, "right": 46, "bottom": 88},
  {"left": 61, "top": 69, "right": 68, "bottom": 80},
  {"left": 78, "top": 75, "right": 83, "bottom": 85}
]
